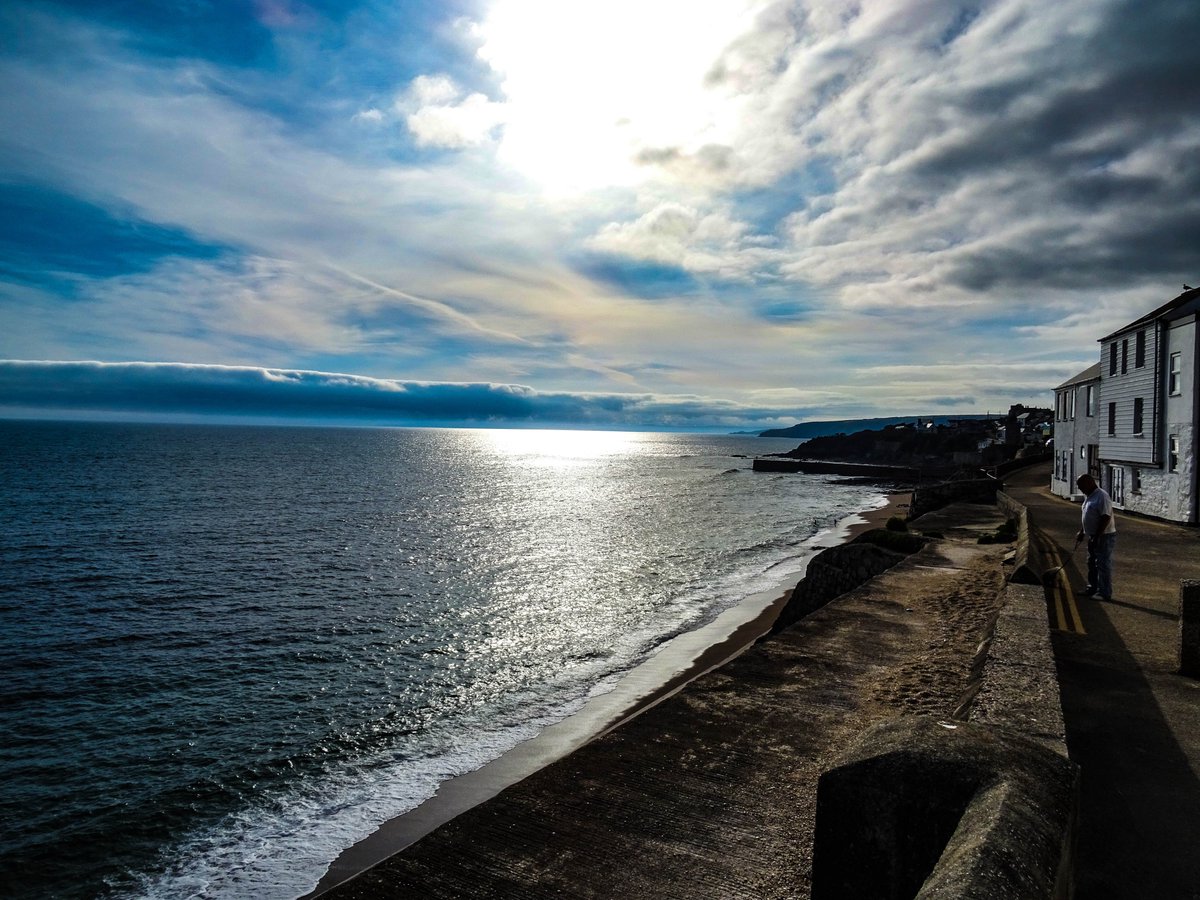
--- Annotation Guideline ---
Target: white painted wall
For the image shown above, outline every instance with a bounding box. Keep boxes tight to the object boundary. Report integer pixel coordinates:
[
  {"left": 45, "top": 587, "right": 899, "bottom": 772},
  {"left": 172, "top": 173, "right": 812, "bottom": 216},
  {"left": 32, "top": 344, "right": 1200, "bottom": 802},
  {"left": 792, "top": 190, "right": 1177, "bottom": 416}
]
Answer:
[
  {"left": 1118, "top": 318, "right": 1197, "bottom": 523},
  {"left": 1051, "top": 379, "right": 1099, "bottom": 501}
]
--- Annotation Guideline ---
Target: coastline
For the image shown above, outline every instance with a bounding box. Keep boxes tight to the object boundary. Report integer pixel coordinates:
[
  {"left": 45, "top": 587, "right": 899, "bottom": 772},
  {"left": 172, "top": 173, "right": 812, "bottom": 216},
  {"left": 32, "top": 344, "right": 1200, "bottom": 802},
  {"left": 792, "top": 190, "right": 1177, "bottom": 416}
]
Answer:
[{"left": 306, "top": 488, "right": 910, "bottom": 898}]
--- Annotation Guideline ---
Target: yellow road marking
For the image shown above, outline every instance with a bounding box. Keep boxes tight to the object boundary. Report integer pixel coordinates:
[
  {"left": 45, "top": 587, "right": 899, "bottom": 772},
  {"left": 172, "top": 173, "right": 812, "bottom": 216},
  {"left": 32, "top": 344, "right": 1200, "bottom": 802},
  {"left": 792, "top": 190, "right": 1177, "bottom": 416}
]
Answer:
[
  {"left": 1040, "top": 538, "right": 1066, "bottom": 630},
  {"left": 1063, "top": 574, "right": 1086, "bottom": 634},
  {"left": 1052, "top": 582, "right": 1069, "bottom": 631},
  {"left": 1034, "top": 530, "right": 1087, "bottom": 635}
]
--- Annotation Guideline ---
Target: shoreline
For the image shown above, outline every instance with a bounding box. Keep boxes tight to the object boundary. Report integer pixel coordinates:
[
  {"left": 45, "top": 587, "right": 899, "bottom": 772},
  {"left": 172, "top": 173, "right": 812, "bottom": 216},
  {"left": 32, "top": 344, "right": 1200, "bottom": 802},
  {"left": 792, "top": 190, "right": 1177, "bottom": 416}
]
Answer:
[{"left": 306, "top": 489, "right": 910, "bottom": 898}]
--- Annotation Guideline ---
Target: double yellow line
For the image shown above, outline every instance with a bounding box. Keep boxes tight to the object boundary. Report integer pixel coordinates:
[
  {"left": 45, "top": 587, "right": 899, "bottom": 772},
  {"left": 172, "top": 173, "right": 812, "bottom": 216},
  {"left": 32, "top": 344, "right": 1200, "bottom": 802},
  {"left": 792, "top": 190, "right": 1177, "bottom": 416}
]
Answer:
[{"left": 1035, "top": 530, "right": 1086, "bottom": 634}]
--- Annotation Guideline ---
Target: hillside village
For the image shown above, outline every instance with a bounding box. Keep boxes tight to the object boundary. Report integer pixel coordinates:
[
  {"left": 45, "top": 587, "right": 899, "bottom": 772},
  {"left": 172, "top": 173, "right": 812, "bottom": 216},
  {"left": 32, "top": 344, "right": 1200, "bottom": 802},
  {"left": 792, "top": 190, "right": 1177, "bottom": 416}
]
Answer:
[{"left": 769, "top": 404, "right": 1052, "bottom": 472}]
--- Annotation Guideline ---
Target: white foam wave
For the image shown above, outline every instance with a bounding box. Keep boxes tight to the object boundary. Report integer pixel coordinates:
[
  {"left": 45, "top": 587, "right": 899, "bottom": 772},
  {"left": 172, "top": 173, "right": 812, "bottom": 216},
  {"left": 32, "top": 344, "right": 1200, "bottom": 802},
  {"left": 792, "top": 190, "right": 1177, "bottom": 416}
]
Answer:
[{"left": 131, "top": 707, "right": 580, "bottom": 900}]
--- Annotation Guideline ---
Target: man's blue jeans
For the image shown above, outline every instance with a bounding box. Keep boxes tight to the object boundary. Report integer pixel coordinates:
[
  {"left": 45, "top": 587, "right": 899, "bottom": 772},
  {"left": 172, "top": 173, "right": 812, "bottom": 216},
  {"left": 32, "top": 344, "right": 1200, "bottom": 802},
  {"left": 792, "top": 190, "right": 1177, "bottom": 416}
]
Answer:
[{"left": 1087, "top": 533, "right": 1116, "bottom": 599}]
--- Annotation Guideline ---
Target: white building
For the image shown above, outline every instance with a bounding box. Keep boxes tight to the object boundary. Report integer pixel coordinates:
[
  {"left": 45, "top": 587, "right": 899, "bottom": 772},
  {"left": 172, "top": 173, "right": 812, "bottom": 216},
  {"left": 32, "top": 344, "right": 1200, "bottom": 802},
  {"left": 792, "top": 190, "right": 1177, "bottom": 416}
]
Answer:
[
  {"left": 1051, "top": 363, "right": 1100, "bottom": 500},
  {"left": 1086, "top": 287, "right": 1199, "bottom": 523}
]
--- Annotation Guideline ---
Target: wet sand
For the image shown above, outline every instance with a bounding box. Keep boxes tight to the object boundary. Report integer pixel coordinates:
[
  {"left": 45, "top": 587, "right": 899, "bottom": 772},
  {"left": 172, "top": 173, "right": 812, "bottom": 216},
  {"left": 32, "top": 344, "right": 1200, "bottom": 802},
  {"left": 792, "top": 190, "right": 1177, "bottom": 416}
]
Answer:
[{"left": 306, "top": 491, "right": 909, "bottom": 897}]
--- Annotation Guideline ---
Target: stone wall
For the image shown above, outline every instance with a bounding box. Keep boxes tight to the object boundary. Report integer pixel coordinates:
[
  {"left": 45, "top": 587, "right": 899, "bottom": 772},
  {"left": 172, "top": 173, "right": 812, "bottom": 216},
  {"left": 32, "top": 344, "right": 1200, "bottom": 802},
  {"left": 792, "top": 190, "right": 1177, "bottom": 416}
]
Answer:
[
  {"left": 997, "top": 490, "right": 1045, "bottom": 587},
  {"left": 813, "top": 718, "right": 1076, "bottom": 900},
  {"left": 965, "top": 583, "right": 1068, "bottom": 752},
  {"left": 908, "top": 477, "right": 1000, "bottom": 520},
  {"left": 1116, "top": 422, "right": 1197, "bottom": 523},
  {"left": 770, "top": 539, "right": 912, "bottom": 634}
]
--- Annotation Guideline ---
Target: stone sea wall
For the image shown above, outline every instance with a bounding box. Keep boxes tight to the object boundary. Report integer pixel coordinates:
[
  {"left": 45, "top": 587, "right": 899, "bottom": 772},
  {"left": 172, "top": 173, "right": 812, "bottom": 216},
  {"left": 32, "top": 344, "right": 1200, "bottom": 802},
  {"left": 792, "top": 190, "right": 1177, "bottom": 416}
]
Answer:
[
  {"left": 908, "top": 478, "right": 1000, "bottom": 520},
  {"left": 770, "top": 534, "right": 920, "bottom": 635}
]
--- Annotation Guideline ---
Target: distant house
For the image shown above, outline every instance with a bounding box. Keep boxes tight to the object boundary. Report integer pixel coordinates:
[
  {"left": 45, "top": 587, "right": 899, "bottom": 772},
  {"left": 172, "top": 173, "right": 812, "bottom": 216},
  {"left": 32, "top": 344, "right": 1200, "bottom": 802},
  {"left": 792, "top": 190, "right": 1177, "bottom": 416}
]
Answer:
[
  {"left": 1057, "top": 286, "right": 1198, "bottom": 523},
  {"left": 1051, "top": 363, "right": 1101, "bottom": 500}
]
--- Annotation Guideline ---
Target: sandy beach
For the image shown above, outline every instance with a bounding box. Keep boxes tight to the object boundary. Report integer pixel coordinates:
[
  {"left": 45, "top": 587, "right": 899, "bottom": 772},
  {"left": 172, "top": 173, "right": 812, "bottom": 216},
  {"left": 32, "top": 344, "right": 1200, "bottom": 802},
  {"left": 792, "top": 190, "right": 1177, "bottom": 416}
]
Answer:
[{"left": 307, "top": 490, "right": 910, "bottom": 897}]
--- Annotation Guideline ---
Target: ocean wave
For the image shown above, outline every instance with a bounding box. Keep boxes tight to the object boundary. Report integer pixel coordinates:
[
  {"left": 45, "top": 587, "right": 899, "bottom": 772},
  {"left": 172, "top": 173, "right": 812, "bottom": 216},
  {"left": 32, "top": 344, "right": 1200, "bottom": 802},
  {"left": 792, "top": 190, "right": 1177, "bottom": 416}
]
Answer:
[{"left": 130, "top": 704, "right": 585, "bottom": 900}]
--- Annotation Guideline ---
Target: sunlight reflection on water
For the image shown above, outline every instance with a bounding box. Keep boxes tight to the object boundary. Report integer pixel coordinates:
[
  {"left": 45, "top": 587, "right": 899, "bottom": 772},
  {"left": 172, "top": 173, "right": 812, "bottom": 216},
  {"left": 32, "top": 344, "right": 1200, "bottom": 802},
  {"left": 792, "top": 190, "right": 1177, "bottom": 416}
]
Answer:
[{"left": 478, "top": 428, "right": 642, "bottom": 466}]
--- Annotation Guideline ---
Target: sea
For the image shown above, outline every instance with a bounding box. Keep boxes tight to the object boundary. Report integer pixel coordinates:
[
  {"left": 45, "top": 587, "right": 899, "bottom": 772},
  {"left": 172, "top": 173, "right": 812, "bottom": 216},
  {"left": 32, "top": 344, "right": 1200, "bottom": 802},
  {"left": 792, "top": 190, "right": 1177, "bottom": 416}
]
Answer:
[{"left": 0, "top": 421, "right": 885, "bottom": 899}]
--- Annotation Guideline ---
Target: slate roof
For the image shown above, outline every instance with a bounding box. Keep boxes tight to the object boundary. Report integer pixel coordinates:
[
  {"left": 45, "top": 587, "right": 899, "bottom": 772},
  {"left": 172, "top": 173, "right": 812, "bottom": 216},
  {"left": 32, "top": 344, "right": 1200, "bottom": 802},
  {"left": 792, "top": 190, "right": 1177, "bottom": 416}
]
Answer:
[{"left": 1054, "top": 362, "right": 1101, "bottom": 390}]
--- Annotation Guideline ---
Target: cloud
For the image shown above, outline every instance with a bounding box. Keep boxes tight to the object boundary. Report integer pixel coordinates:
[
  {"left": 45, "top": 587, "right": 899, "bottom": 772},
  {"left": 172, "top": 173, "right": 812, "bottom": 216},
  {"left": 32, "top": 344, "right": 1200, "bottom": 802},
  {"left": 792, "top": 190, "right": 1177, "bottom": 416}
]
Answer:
[
  {"left": 767, "top": 0, "right": 1200, "bottom": 305},
  {"left": 0, "top": 360, "right": 824, "bottom": 428},
  {"left": 578, "top": 0, "right": 1200, "bottom": 321},
  {"left": 585, "top": 202, "right": 772, "bottom": 278},
  {"left": 406, "top": 74, "right": 464, "bottom": 107},
  {"left": 1, "top": 0, "right": 1196, "bottom": 423},
  {"left": 399, "top": 75, "right": 507, "bottom": 149}
]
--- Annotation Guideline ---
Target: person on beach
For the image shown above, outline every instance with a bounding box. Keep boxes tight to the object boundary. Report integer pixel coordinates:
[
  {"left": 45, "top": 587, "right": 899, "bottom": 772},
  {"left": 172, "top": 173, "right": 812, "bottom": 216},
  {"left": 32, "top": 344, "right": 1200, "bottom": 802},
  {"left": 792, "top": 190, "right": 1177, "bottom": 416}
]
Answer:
[{"left": 1075, "top": 473, "right": 1116, "bottom": 600}]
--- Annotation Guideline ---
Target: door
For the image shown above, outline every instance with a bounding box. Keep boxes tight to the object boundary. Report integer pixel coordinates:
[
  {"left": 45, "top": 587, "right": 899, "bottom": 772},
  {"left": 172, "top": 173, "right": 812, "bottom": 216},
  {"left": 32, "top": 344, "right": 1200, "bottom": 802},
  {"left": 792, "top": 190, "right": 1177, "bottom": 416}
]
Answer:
[{"left": 1107, "top": 465, "right": 1125, "bottom": 506}]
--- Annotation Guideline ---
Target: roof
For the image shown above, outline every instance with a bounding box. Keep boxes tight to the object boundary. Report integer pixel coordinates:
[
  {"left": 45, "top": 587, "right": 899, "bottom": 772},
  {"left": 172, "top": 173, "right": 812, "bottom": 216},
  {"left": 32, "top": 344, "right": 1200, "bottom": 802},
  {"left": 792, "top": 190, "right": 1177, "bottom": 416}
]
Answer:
[
  {"left": 1054, "top": 362, "right": 1101, "bottom": 390},
  {"left": 1099, "top": 286, "right": 1200, "bottom": 342}
]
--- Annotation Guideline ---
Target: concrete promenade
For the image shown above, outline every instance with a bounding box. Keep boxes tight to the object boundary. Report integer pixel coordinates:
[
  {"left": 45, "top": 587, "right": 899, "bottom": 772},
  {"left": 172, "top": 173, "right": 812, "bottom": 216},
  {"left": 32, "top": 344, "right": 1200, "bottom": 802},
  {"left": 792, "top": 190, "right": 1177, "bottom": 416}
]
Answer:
[{"left": 1003, "top": 464, "right": 1200, "bottom": 899}]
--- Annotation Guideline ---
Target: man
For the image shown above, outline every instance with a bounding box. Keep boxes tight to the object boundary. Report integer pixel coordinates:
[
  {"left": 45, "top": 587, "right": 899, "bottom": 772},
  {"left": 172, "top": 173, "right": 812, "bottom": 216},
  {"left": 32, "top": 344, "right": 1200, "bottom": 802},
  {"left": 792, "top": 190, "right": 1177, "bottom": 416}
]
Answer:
[{"left": 1075, "top": 473, "right": 1117, "bottom": 600}]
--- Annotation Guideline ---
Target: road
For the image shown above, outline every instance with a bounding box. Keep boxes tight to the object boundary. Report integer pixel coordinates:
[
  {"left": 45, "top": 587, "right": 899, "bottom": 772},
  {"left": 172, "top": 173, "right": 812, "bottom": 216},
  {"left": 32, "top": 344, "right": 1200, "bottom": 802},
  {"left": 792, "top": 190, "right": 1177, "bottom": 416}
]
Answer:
[{"left": 1003, "top": 463, "right": 1200, "bottom": 900}]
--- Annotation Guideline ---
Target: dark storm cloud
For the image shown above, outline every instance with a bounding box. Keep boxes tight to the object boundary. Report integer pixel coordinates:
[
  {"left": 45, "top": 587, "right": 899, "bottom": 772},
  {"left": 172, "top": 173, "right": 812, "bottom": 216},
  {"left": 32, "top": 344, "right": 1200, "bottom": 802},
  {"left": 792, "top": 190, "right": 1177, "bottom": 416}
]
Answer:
[{"left": 894, "top": 0, "right": 1200, "bottom": 292}]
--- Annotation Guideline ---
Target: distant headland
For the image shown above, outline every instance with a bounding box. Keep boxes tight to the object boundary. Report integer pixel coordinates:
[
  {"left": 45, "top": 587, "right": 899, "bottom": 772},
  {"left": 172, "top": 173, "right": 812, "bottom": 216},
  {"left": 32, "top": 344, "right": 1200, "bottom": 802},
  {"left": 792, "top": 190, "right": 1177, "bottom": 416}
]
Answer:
[{"left": 758, "top": 414, "right": 992, "bottom": 440}]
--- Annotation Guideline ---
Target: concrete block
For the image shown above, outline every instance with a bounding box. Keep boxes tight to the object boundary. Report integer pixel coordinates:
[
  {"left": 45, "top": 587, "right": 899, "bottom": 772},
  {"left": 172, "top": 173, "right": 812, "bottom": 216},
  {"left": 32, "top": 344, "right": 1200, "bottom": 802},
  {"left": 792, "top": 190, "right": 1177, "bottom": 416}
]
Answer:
[
  {"left": 969, "top": 584, "right": 1068, "bottom": 753},
  {"left": 1179, "top": 580, "right": 1200, "bottom": 678},
  {"left": 812, "top": 718, "right": 1077, "bottom": 900}
]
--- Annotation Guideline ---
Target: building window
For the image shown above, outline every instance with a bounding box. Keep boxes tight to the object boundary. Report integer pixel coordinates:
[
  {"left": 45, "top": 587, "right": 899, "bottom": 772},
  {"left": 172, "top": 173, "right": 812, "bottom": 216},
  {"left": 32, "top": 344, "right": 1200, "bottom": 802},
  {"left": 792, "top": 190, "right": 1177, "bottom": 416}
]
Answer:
[
  {"left": 1135, "top": 330, "right": 1146, "bottom": 368},
  {"left": 1108, "top": 402, "right": 1116, "bottom": 435},
  {"left": 1170, "top": 352, "right": 1182, "bottom": 395},
  {"left": 1131, "top": 468, "right": 1141, "bottom": 494},
  {"left": 1067, "top": 389, "right": 1076, "bottom": 419},
  {"left": 1086, "top": 383, "right": 1096, "bottom": 416},
  {"left": 1121, "top": 338, "right": 1128, "bottom": 374},
  {"left": 1110, "top": 343, "right": 1118, "bottom": 376},
  {"left": 1133, "top": 397, "right": 1144, "bottom": 435},
  {"left": 1169, "top": 434, "right": 1180, "bottom": 472}
]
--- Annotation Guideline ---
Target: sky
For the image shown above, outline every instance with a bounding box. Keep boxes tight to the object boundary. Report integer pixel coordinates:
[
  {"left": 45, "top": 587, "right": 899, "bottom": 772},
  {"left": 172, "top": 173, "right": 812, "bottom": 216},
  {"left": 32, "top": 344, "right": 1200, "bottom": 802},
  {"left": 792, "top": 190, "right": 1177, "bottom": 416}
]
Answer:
[{"left": 1, "top": 0, "right": 1198, "bottom": 429}]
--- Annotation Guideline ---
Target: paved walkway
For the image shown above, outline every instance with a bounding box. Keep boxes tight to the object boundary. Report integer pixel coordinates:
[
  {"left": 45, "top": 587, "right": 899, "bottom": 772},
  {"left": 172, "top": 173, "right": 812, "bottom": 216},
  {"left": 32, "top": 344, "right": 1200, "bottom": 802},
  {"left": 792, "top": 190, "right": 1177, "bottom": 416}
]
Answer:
[{"left": 1003, "top": 464, "right": 1200, "bottom": 900}]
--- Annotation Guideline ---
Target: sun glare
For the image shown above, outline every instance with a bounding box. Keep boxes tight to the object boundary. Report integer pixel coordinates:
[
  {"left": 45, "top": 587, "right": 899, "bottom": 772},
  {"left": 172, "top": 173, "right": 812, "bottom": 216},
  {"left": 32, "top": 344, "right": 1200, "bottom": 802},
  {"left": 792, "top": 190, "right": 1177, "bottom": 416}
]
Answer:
[
  {"left": 475, "top": 0, "right": 761, "bottom": 194},
  {"left": 482, "top": 428, "right": 641, "bottom": 466}
]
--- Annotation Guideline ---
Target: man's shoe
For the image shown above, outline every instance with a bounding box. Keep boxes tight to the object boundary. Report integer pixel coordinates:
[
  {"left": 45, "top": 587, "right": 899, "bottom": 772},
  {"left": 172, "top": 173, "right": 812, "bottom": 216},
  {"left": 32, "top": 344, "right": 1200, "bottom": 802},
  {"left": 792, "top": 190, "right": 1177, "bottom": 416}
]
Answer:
[
  {"left": 1081, "top": 586, "right": 1098, "bottom": 597},
  {"left": 1099, "top": 595, "right": 1112, "bottom": 602}
]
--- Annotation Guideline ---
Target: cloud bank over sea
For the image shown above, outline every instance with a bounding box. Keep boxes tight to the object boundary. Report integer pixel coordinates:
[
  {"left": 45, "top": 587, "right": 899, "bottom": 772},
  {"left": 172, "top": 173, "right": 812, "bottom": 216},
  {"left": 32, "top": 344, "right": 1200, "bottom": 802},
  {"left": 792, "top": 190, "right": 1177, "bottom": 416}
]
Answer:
[{"left": 0, "top": 360, "right": 830, "bottom": 429}]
